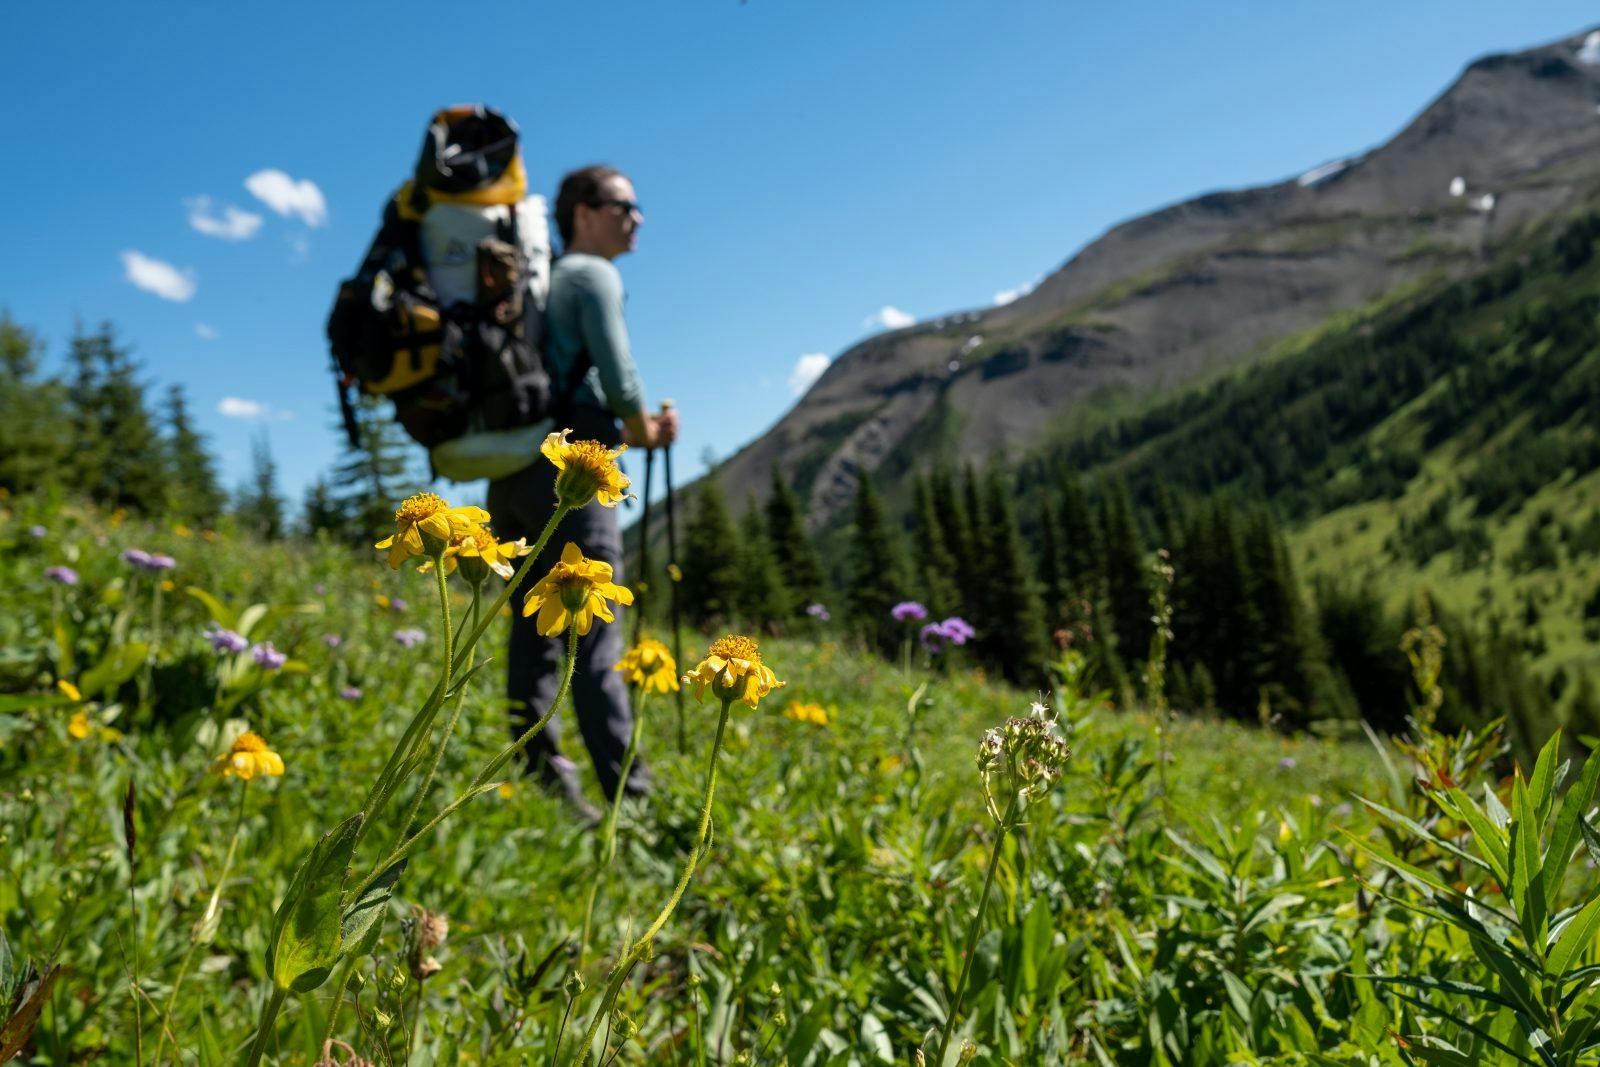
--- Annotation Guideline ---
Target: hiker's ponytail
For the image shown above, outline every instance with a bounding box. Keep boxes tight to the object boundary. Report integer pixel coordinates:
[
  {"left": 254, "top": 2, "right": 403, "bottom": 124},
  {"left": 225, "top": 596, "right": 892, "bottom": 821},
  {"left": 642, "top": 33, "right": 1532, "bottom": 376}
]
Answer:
[{"left": 554, "top": 164, "right": 623, "bottom": 253}]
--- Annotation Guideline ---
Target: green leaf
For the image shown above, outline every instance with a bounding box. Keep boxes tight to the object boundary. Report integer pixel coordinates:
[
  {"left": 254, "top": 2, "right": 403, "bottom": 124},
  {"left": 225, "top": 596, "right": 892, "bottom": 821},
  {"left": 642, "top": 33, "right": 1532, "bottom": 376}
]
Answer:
[
  {"left": 236, "top": 603, "right": 269, "bottom": 639},
  {"left": 79, "top": 641, "right": 151, "bottom": 698},
  {"left": 1438, "top": 787, "right": 1510, "bottom": 888},
  {"left": 341, "top": 859, "right": 406, "bottom": 958},
  {"left": 1359, "top": 796, "right": 1491, "bottom": 873},
  {"left": 1344, "top": 832, "right": 1461, "bottom": 901},
  {"left": 1529, "top": 729, "right": 1563, "bottom": 827},
  {"left": 859, "top": 1012, "right": 893, "bottom": 1063},
  {"left": 1543, "top": 745, "right": 1600, "bottom": 906},
  {"left": 1221, "top": 970, "right": 1254, "bottom": 1023},
  {"left": 1548, "top": 895, "right": 1600, "bottom": 976},
  {"left": 1362, "top": 973, "right": 1521, "bottom": 1013},
  {"left": 1511, "top": 773, "right": 1548, "bottom": 949},
  {"left": 267, "top": 814, "right": 362, "bottom": 994},
  {"left": 184, "top": 586, "right": 236, "bottom": 631}
]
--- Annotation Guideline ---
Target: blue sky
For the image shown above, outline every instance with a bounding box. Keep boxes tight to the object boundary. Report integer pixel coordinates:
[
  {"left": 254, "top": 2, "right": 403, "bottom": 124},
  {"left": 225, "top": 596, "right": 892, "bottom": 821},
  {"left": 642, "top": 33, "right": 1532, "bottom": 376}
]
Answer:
[{"left": 3, "top": 1, "right": 1596, "bottom": 514}]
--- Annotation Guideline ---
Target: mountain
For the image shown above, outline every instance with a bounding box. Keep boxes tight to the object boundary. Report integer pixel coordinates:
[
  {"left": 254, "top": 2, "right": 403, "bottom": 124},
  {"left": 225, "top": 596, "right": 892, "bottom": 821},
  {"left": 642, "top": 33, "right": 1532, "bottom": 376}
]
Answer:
[{"left": 707, "top": 25, "right": 1600, "bottom": 528}]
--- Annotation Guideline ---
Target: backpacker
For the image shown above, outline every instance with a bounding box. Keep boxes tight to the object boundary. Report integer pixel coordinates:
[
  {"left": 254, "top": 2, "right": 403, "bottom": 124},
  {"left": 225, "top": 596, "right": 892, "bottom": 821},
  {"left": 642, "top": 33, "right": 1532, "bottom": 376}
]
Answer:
[{"left": 327, "top": 105, "right": 585, "bottom": 477}]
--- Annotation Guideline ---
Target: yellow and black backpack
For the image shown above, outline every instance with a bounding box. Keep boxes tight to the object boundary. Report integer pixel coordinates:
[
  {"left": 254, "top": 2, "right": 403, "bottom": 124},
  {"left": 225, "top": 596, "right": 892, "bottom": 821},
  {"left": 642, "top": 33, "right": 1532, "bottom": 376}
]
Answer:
[{"left": 327, "top": 106, "right": 583, "bottom": 458}]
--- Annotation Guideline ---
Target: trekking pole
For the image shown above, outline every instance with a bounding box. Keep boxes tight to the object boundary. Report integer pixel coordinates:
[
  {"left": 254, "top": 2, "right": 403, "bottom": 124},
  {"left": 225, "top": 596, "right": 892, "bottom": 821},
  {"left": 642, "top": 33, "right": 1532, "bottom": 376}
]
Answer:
[
  {"left": 632, "top": 445, "right": 654, "bottom": 646},
  {"left": 661, "top": 400, "right": 687, "bottom": 754}
]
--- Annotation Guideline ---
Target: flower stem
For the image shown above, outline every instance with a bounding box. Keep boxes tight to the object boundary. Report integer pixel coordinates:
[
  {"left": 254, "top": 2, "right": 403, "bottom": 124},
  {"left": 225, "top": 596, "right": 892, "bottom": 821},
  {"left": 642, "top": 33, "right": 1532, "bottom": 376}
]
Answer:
[
  {"left": 469, "top": 624, "right": 579, "bottom": 790},
  {"left": 155, "top": 782, "right": 249, "bottom": 1065},
  {"left": 572, "top": 698, "right": 732, "bottom": 1065},
  {"left": 579, "top": 691, "right": 650, "bottom": 968},
  {"left": 244, "top": 985, "right": 287, "bottom": 1067},
  {"left": 933, "top": 795, "right": 1017, "bottom": 1067}
]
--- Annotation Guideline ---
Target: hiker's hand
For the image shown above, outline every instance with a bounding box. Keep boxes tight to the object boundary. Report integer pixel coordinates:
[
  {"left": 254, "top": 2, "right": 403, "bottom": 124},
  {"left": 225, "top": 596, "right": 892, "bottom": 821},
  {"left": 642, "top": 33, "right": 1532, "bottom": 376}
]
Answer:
[
  {"left": 622, "top": 408, "right": 679, "bottom": 449},
  {"left": 655, "top": 407, "right": 679, "bottom": 446}
]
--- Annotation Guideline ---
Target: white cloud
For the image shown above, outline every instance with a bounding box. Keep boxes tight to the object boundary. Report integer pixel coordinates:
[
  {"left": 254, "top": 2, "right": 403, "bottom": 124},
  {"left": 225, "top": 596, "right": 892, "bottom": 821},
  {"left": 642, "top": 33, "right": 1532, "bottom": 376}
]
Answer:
[
  {"left": 195, "top": 323, "right": 219, "bottom": 341},
  {"left": 245, "top": 169, "right": 327, "bottom": 227},
  {"left": 288, "top": 234, "right": 311, "bottom": 262},
  {"left": 186, "top": 196, "right": 263, "bottom": 241},
  {"left": 218, "top": 397, "right": 295, "bottom": 421},
  {"left": 788, "top": 353, "right": 831, "bottom": 396},
  {"left": 122, "top": 251, "right": 197, "bottom": 302},
  {"left": 863, "top": 305, "right": 915, "bottom": 331}
]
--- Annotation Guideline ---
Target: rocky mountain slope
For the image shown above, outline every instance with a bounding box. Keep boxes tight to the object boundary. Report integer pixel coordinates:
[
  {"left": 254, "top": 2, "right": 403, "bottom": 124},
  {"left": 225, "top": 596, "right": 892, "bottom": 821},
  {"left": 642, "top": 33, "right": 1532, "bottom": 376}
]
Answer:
[{"left": 710, "top": 26, "right": 1600, "bottom": 527}]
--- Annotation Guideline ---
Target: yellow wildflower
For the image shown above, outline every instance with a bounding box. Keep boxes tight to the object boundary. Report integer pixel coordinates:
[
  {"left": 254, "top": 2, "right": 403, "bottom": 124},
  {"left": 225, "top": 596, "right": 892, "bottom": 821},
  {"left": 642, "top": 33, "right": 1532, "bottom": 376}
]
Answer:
[
  {"left": 783, "top": 701, "right": 829, "bottom": 726},
  {"left": 375, "top": 492, "right": 490, "bottom": 568},
  {"left": 521, "top": 543, "right": 633, "bottom": 637},
  {"left": 497, "top": 782, "right": 515, "bottom": 799},
  {"left": 215, "top": 730, "right": 285, "bottom": 780},
  {"left": 616, "top": 637, "right": 680, "bottom": 693},
  {"left": 421, "top": 524, "right": 532, "bottom": 585},
  {"left": 68, "top": 710, "right": 92, "bottom": 740},
  {"left": 540, "top": 431, "right": 631, "bottom": 509},
  {"left": 682, "top": 635, "right": 786, "bottom": 709},
  {"left": 57, "top": 679, "right": 82, "bottom": 702}
]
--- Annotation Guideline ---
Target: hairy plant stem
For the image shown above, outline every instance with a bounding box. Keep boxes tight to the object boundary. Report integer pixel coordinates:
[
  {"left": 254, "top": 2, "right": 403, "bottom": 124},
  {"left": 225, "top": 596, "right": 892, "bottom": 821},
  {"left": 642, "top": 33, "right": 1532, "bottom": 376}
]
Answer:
[
  {"left": 245, "top": 985, "right": 287, "bottom": 1067},
  {"left": 571, "top": 698, "right": 733, "bottom": 1065},
  {"left": 579, "top": 690, "right": 651, "bottom": 968},
  {"left": 550, "top": 984, "right": 581, "bottom": 1067},
  {"left": 934, "top": 793, "right": 1018, "bottom": 1067},
  {"left": 155, "top": 781, "right": 250, "bottom": 1065}
]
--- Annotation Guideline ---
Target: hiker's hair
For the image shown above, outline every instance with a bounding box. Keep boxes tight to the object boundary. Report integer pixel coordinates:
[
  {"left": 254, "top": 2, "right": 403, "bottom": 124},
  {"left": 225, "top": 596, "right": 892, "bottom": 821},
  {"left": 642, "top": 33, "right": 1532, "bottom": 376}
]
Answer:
[{"left": 554, "top": 164, "right": 624, "bottom": 251}]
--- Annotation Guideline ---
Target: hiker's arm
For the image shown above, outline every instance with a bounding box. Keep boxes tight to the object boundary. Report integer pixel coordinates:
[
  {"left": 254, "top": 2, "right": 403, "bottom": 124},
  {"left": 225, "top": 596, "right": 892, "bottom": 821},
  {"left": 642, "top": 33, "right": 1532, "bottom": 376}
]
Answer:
[
  {"left": 622, "top": 406, "right": 679, "bottom": 449},
  {"left": 573, "top": 265, "right": 647, "bottom": 421}
]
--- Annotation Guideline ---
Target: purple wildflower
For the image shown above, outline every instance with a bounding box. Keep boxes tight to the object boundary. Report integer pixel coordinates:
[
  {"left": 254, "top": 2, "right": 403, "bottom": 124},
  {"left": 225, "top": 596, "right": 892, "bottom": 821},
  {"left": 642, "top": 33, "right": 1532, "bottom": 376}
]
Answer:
[
  {"left": 122, "top": 548, "right": 152, "bottom": 568},
  {"left": 389, "top": 597, "right": 409, "bottom": 613},
  {"left": 45, "top": 565, "right": 79, "bottom": 586},
  {"left": 313, "top": 583, "right": 327, "bottom": 596},
  {"left": 146, "top": 553, "right": 176, "bottom": 572},
  {"left": 394, "top": 628, "right": 427, "bottom": 649},
  {"left": 919, "top": 621, "right": 948, "bottom": 653},
  {"left": 806, "top": 603, "right": 830, "bottom": 622},
  {"left": 1277, "top": 756, "right": 1298, "bottom": 771},
  {"left": 339, "top": 685, "right": 363, "bottom": 700},
  {"left": 28, "top": 525, "right": 47, "bottom": 539},
  {"left": 206, "top": 627, "right": 249, "bottom": 654},
  {"left": 938, "top": 617, "right": 975, "bottom": 646},
  {"left": 322, "top": 633, "right": 344, "bottom": 649},
  {"left": 251, "top": 642, "right": 287, "bottom": 670},
  {"left": 891, "top": 601, "right": 928, "bottom": 623}
]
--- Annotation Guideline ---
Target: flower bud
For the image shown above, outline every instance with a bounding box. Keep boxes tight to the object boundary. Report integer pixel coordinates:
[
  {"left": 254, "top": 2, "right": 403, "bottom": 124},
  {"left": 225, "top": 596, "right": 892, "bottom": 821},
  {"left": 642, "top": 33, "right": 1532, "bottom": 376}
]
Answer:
[{"left": 564, "top": 970, "right": 586, "bottom": 998}]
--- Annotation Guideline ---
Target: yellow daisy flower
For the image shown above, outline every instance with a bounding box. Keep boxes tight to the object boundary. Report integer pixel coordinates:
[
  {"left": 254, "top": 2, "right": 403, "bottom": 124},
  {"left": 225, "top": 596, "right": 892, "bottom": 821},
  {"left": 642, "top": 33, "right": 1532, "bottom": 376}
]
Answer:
[
  {"left": 57, "top": 679, "right": 82, "bottom": 702},
  {"left": 540, "top": 431, "right": 631, "bottom": 510},
  {"left": 682, "top": 635, "right": 786, "bottom": 710},
  {"left": 68, "top": 710, "right": 92, "bottom": 740},
  {"left": 421, "top": 525, "right": 533, "bottom": 585},
  {"left": 783, "top": 701, "right": 829, "bottom": 726},
  {"left": 375, "top": 492, "right": 490, "bottom": 568},
  {"left": 616, "top": 637, "right": 680, "bottom": 693},
  {"left": 521, "top": 543, "right": 634, "bottom": 637},
  {"left": 215, "top": 730, "right": 285, "bottom": 780}
]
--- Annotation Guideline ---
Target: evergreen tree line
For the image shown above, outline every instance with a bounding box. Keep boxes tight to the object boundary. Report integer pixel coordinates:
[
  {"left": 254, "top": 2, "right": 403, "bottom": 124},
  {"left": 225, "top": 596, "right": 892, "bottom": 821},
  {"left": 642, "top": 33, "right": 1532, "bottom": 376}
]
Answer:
[
  {"left": 662, "top": 458, "right": 1578, "bottom": 758},
  {"left": 0, "top": 314, "right": 419, "bottom": 542}
]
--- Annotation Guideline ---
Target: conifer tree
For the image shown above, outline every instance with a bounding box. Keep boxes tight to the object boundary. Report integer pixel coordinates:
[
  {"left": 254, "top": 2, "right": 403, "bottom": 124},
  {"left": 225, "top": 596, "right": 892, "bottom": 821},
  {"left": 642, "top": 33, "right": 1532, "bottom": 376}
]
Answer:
[
  {"left": 680, "top": 475, "right": 742, "bottom": 628},
  {"left": 1567, "top": 670, "right": 1600, "bottom": 748},
  {"left": 235, "top": 434, "right": 286, "bottom": 541},
  {"left": 930, "top": 466, "right": 977, "bottom": 614},
  {"left": 973, "top": 467, "right": 1049, "bottom": 684},
  {"left": 847, "top": 470, "right": 906, "bottom": 650},
  {"left": 735, "top": 504, "right": 789, "bottom": 631},
  {"left": 302, "top": 477, "right": 344, "bottom": 538},
  {"left": 1036, "top": 496, "right": 1067, "bottom": 631},
  {"left": 332, "top": 394, "right": 416, "bottom": 543},
  {"left": 912, "top": 474, "right": 962, "bottom": 615},
  {"left": 66, "top": 323, "right": 168, "bottom": 512},
  {"left": 1242, "top": 510, "right": 1328, "bottom": 727},
  {"left": 764, "top": 464, "right": 824, "bottom": 613},
  {"left": 1057, "top": 474, "right": 1100, "bottom": 598},
  {"left": 1099, "top": 480, "right": 1153, "bottom": 674},
  {"left": 163, "top": 384, "right": 226, "bottom": 524},
  {"left": 0, "top": 314, "right": 71, "bottom": 495}
]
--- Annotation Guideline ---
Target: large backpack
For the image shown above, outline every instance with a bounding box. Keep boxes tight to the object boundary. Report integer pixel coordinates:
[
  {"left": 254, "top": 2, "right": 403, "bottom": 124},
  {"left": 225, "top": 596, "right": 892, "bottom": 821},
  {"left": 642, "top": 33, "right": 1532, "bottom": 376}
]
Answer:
[{"left": 327, "top": 106, "right": 584, "bottom": 468}]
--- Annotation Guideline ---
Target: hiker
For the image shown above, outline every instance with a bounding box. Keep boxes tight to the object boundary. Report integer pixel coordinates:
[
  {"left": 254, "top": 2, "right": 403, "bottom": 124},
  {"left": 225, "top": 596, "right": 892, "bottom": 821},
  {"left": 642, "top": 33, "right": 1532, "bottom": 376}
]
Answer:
[{"left": 486, "top": 164, "right": 678, "bottom": 820}]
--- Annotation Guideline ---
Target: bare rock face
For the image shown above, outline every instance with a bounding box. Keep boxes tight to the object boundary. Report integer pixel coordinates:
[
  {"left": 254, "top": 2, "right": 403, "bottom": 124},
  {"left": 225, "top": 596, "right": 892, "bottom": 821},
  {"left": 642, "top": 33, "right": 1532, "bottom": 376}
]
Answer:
[{"left": 713, "top": 27, "right": 1600, "bottom": 527}]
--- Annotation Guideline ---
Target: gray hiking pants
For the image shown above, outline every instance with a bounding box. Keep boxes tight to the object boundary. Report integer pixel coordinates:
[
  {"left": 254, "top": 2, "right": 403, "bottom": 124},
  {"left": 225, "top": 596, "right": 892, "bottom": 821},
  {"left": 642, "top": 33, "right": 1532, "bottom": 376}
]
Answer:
[{"left": 488, "top": 455, "right": 646, "bottom": 801}]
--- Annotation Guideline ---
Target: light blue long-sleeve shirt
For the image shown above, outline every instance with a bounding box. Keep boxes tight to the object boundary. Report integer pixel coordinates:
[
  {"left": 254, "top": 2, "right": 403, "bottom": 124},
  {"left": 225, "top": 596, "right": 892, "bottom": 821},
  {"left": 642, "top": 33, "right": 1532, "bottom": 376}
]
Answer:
[{"left": 544, "top": 253, "right": 647, "bottom": 419}]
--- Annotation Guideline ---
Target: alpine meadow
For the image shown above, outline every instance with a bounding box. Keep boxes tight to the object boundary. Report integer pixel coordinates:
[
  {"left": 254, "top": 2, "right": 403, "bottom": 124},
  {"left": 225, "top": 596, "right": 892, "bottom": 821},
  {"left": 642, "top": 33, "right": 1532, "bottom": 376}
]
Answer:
[{"left": 15, "top": 11, "right": 1600, "bottom": 1067}]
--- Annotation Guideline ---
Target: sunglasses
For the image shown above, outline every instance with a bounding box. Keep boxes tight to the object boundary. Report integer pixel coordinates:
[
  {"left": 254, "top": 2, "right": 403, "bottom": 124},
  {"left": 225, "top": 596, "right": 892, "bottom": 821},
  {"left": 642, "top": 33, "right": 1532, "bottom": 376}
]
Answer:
[{"left": 589, "top": 198, "right": 642, "bottom": 216}]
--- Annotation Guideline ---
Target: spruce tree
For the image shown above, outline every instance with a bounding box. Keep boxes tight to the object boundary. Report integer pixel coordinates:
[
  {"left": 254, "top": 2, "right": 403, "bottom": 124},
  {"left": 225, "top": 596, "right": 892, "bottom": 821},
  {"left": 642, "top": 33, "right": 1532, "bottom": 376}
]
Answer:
[
  {"left": 235, "top": 434, "right": 286, "bottom": 540},
  {"left": 1567, "top": 670, "right": 1600, "bottom": 748},
  {"left": 163, "top": 384, "right": 226, "bottom": 524},
  {"left": 1242, "top": 510, "right": 1329, "bottom": 728},
  {"left": 930, "top": 466, "right": 977, "bottom": 617},
  {"left": 1057, "top": 474, "right": 1100, "bottom": 598},
  {"left": 735, "top": 504, "right": 789, "bottom": 631},
  {"left": 680, "top": 475, "right": 742, "bottom": 628},
  {"left": 847, "top": 470, "right": 906, "bottom": 651},
  {"left": 332, "top": 394, "right": 416, "bottom": 543},
  {"left": 973, "top": 467, "right": 1049, "bottom": 684},
  {"left": 1036, "top": 496, "right": 1067, "bottom": 631},
  {"left": 912, "top": 474, "right": 962, "bottom": 616},
  {"left": 764, "top": 464, "right": 824, "bottom": 613},
  {"left": 0, "top": 314, "right": 71, "bottom": 495},
  {"left": 1099, "top": 480, "right": 1153, "bottom": 676},
  {"left": 302, "top": 476, "right": 344, "bottom": 538},
  {"left": 66, "top": 323, "right": 168, "bottom": 512}
]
